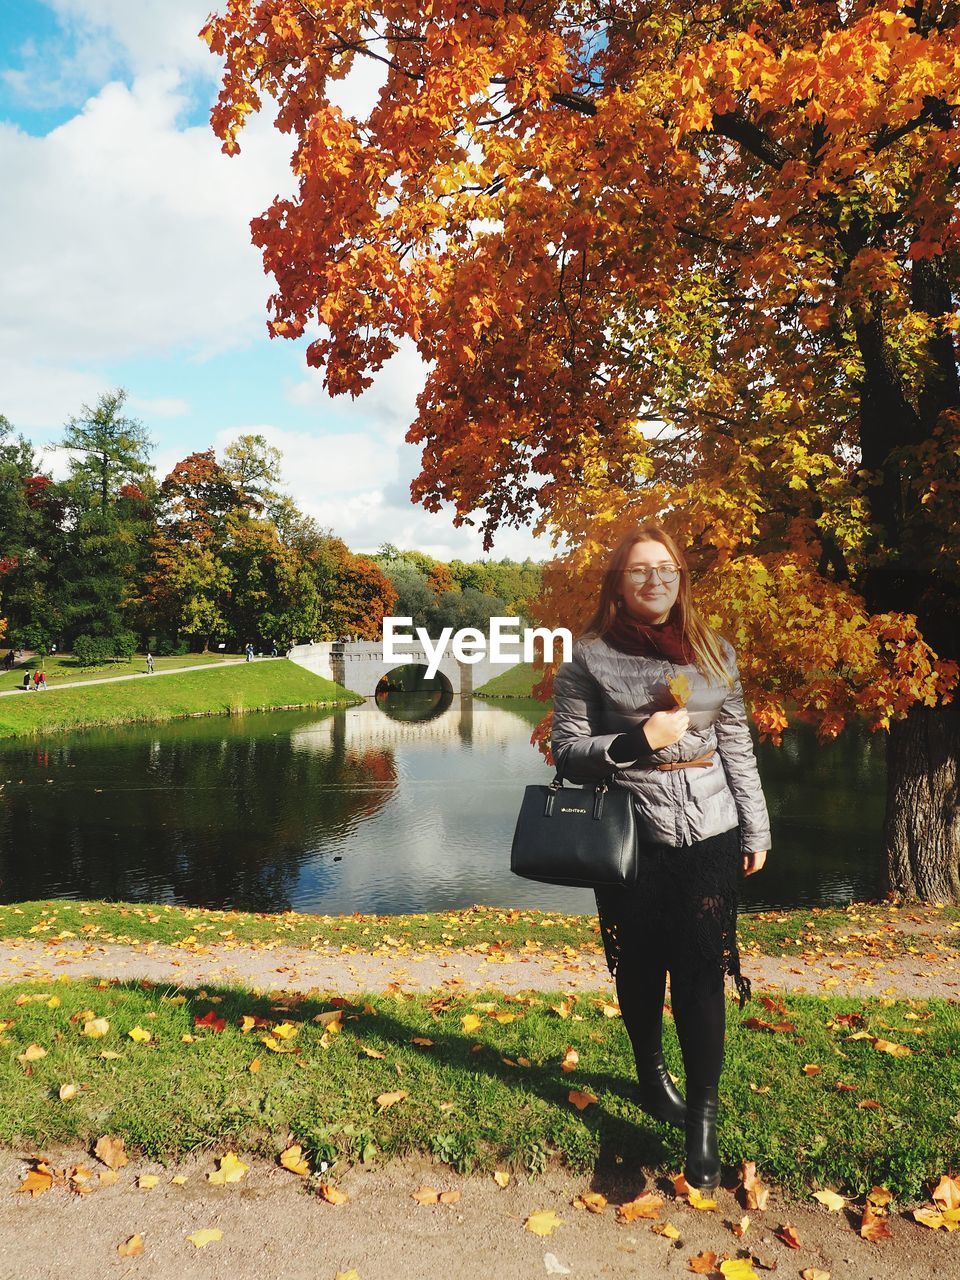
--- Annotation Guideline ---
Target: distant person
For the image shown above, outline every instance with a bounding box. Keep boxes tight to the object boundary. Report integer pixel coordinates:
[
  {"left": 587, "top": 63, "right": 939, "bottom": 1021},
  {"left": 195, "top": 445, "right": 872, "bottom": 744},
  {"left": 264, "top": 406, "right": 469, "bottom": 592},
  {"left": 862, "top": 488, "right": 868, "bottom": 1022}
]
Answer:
[
  {"left": 245, "top": 643, "right": 254, "bottom": 662},
  {"left": 21, "top": 671, "right": 30, "bottom": 691},
  {"left": 3, "top": 649, "right": 13, "bottom": 670},
  {"left": 270, "top": 642, "right": 278, "bottom": 657},
  {"left": 146, "top": 652, "right": 155, "bottom": 674},
  {"left": 33, "top": 667, "right": 46, "bottom": 691}
]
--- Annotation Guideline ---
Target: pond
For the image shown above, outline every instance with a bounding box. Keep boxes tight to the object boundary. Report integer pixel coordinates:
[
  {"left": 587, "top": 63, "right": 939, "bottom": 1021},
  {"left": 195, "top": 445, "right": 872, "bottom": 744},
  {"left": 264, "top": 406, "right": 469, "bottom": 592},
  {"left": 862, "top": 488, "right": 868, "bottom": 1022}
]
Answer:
[{"left": 0, "top": 694, "right": 886, "bottom": 915}]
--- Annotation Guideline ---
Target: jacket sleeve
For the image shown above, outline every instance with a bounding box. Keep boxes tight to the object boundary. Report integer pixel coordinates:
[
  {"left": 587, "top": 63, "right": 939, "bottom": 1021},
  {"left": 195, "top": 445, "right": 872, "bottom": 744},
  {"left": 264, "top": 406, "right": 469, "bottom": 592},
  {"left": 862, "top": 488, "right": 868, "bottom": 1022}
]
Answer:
[
  {"left": 715, "top": 647, "right": 772, "bottom": 854},
  {"left": 550, "top": 654, "right": 644, "bottom": 783}
]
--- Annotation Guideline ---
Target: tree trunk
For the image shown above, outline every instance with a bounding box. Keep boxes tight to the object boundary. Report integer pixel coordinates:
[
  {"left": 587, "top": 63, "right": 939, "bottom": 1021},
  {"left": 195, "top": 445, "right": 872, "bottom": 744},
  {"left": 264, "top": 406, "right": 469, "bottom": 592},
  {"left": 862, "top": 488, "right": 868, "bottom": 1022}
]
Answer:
[{"left": 884, "top": 698, "right": 960, "bottom": 903}]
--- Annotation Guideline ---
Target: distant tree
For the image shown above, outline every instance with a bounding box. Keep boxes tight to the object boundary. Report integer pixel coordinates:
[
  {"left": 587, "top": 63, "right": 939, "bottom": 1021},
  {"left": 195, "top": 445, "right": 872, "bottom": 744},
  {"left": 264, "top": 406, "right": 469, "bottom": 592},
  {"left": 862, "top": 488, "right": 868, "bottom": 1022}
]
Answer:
[{"left": 58, "top": 389, "right": 152, "bottom": 512}]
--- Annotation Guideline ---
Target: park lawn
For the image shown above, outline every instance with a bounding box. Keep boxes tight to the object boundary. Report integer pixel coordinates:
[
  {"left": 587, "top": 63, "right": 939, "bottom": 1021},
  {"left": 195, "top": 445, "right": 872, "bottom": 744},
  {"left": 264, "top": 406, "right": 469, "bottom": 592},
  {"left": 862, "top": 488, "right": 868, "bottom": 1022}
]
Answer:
[
  {"left": 0, "top": 976, "right": 955, "bottom": 1202},
  {"left": 475, "top": 662, "right": 542, "bottom": 698},
  {"left": 0, "top": 661, "right": 362, "bottom": 740},
  {"left": 0, "top": 651, "right": 245, "bottom": 693},
  {"left": 1, "top": 899, "right": 957, "bottom": 958}
]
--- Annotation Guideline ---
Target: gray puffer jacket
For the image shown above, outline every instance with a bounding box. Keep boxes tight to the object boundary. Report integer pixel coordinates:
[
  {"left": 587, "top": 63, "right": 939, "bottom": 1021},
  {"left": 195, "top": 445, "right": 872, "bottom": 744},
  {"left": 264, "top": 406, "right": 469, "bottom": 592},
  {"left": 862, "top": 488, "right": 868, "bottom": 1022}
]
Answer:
[{"left": 550, "top": 634, "right": 772, "bottom": 854}]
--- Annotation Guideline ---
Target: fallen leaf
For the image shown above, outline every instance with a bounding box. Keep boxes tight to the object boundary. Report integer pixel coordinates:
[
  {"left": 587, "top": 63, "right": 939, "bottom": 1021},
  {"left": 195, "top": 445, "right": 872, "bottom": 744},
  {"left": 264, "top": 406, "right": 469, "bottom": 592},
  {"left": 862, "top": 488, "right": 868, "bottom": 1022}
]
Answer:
[
  {"left": 117, "top": 1235, "right": 144, "bottom": 1257},
  {"left": 800, "top": 1270, "right": 831, "bottom": 1280},
  {"left": 720, "top": 1260, "right": 760, "bottom": 1280},
  {"left": 94, "top": 1135, "right": 128, "bottom": 1170},
  {"left": 933, "top": 1174, "right": 960, "bottom": 1211},
  {"left": 688, "top": 1250, "right": 718, "bottom": 1273},
  {"left": 81, "top": 1017, "right": 110, "bottom": 1038},
  {"left": 461, "top": 1014, "right": 482, "bottom": 1034},
  {"left": 279, "top": 1144, "right": 311, "bottom": 1176},
  {"left": 740, "top": 1161, "right": 770, "bottom": 1212},
  {"left": 18, "top": 1043, "right": 47, "bottom": 1064},
  {"left": 688, "top": 1187, "right": 718, "bottom": 1210},
  {"left": 361, "top": 1045, "right": 387, "bottom": 1058},
  {"left": 186, "top": 1228, "right": 222, "bottom": 1248},
  {"left": 812, "top": 1189, "right": 846, "bottom": 1211},
  {"left": 194, "top": 1011, "right": 226, "bottom": 1033},
  {"left": 873, "top": 1038, "right": 910, "bottom": 1057},
  {"left": 525, "top": 1209, "right": 563, "bottom": 1236},
  {"left": 493, "top": 1171, "right": 510, "bottom": 1188},
  {"left": 802, "top": 1064, "right": 822, "bottom": 1076},
  {"left": 17, "top": 1168, "right": 53, "bottom": 1196},
  {"left": 138, "top": 1174, "right": 159, "bottom": 1189},
  {"left": 617, "top": 1191, "right": 663, "bottom": 1221},
  {"left": 413, "top": 1186, "right": 441, "bottom": 1205},
  {"left": 319, "top": 1181, "right": 348, "bottom": 1204},
  {"left": 573, "top": 1191, "right": 607, "bottom": 1214},
  {"left": 651, "top": 1220, "right": 681, "bottom": 1239},
  {"left": 58, "top": 1083, "right": 78, "bottom": 1101},
  {"left": 128, "top": 1026, "right": 152, "bottom": 1043},
  {"left": 208, "top": 1151, "right": 248, "bottom": 1185},
  {"left": 99, "top": 1169, "right": 118, "bottom": 1186},
  {"left": 731, "top": 1214, "right": 750, "bottom": 1237},
  {"left": 560, "top": 1047, "right": 579, "bottom": 1073},
  {"left": 860, "top": 1202, "right": 893, "bottom": 1241},
  {"left": 376, "top": 1089, "right": 409, "bottom": 1110},
  {"left": 776, "top": 1222, "right": 802, "bottom": 1248},
  {"left": 567, "top": 1089, "right": 598, "bottom": 1110}
]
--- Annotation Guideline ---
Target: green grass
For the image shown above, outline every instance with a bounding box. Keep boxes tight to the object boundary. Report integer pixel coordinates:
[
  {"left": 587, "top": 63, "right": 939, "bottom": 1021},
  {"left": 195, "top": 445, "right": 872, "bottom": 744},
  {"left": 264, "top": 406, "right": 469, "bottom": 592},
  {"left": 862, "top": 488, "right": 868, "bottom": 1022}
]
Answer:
[
  {"left": 475, "top": 662, "right": 543, "bottom": 698},
  {"left": 2, "top": 899, "right": 957, "bottom": 956},
  {"left": 0, "top": 651, "right": 244, "bottom": 692},
  {"left": 0, "top": 661, "right": 362, "bottom": 740},
  {"left": 0, "top": 976, "right": 955, "bottom": 1201}
]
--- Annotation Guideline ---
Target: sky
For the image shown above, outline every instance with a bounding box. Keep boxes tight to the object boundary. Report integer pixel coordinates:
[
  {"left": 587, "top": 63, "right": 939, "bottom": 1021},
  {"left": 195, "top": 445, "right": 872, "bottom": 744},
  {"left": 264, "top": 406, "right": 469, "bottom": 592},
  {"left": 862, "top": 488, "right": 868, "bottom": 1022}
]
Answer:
[{"left": 0, "top": 0, "right": 554, "bottom": 562}]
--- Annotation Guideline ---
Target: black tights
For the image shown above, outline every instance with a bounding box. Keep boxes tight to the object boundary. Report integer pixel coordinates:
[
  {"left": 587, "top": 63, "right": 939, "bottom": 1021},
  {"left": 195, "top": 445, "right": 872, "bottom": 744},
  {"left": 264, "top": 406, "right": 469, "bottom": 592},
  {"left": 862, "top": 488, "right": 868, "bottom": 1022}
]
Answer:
[{"left": 615, "top": 948, "right": 726, "bottom": 1091}]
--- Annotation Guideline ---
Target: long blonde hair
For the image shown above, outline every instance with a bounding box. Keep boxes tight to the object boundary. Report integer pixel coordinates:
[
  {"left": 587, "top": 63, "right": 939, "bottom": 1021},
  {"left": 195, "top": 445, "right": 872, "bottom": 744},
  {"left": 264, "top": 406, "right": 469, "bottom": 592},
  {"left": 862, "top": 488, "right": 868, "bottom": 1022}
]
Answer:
[{"left": 579, "top": 525, "right": 732, "bottom": 687}]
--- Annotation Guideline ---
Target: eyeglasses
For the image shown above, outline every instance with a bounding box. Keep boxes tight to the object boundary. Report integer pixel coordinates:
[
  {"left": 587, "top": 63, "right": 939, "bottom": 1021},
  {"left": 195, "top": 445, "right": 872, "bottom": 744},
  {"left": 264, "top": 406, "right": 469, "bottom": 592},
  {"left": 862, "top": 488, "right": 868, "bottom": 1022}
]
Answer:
[{"left": 623, "top": 565, "right": 680, "bottom": 585}]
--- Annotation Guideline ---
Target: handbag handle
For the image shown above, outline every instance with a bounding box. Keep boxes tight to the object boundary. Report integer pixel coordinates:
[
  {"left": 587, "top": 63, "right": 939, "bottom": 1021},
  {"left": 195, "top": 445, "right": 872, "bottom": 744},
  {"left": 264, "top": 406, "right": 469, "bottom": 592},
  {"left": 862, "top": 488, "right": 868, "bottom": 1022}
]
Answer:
[{"left": 544, "top": 770, "right": 613, "bottom": 819}]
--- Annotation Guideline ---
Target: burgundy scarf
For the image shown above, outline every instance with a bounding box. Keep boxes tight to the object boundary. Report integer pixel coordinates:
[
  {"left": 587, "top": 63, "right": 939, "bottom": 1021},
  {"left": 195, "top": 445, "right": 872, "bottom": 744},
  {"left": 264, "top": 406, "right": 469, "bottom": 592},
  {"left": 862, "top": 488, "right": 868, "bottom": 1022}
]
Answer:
[{"left": 603, "top": 604, "right": 695, "bottom": 664}]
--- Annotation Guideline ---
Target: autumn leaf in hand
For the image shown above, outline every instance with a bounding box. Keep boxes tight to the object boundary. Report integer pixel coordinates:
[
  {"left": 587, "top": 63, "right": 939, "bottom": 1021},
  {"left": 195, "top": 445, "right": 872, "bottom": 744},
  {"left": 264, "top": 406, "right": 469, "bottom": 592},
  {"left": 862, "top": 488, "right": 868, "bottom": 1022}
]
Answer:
[{"left": 667, "top": 673, "right": 691, "bottom": 706}]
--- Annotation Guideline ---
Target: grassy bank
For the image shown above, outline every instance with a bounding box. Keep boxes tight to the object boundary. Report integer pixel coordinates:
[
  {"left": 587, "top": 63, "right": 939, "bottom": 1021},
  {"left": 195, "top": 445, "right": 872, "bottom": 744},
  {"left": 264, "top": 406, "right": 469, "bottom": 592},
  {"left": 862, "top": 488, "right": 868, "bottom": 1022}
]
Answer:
[
  {"left": 475, "top": 662, "right": 541, "bottom": 698},
  {"left": 0, "top": 651, "right": 243, "bottom": 692},
  {"left": 1, "top": 899, "right": 957, "bottom": 958},
  {"left": 0, "top": 975, "right": 955, "bottom": 1201},
  {"left": 0, "top": 662, "right": 362, "bottom": 740}
]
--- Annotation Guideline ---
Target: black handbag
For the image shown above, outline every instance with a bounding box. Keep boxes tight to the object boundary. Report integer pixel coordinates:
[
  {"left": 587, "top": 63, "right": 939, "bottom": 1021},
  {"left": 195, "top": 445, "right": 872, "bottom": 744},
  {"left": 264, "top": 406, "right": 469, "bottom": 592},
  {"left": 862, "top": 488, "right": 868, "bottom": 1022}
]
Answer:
[{"left": 510, "top": 772, "right": 638, "bottom": 888}]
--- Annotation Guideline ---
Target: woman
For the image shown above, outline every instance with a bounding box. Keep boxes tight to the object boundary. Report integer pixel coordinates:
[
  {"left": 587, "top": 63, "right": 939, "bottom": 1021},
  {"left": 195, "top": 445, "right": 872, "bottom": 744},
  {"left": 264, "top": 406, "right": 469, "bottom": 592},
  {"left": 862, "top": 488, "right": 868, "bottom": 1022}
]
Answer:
[{"left": 550, "top": 524, "right": 771, "bottom": 1192}]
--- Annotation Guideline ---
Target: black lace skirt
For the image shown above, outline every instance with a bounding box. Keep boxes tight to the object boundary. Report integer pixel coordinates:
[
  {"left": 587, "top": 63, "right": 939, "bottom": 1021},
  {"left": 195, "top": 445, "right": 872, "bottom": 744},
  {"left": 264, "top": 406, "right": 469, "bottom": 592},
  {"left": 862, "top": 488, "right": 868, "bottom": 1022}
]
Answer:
[{"left": 594, "top": 824, "right": 752, "bottom": 1009}]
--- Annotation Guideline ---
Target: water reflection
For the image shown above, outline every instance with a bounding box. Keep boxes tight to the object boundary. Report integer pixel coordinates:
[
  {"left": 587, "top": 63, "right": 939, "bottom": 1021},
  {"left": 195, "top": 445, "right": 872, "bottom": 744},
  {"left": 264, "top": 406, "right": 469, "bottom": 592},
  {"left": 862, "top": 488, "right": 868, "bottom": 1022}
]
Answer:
[{"left": 0, "top": 696, "right": 887, "bottom": 914}]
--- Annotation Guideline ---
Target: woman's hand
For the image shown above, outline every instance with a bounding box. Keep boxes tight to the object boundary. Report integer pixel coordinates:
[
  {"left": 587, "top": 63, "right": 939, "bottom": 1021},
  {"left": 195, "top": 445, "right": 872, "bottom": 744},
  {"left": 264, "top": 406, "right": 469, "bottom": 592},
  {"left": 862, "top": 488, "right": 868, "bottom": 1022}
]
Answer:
[
  {"left": 741, "top": 850, "right": 767, "bottom": 876},
  {"left": 643, "top": 706, "right": 689, "bottom": 750}
]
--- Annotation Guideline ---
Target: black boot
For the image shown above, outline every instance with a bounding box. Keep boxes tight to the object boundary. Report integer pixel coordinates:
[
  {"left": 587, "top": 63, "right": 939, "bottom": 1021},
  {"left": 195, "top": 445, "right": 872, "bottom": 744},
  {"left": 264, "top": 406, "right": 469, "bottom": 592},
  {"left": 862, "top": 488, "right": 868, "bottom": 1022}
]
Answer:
[
  {"left": 634, "top": 1049, "right": 687, "bottom": 1127},
  {"left": 684, "top": 1083, "right": 721, "bottom": 1191}
]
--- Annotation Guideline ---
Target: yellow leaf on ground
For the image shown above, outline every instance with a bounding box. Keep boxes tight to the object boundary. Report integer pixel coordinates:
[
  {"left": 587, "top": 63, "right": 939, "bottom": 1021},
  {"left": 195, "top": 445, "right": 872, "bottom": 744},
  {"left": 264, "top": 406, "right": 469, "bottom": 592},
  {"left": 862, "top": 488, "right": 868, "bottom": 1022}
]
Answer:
[
  {"left": 411, "top": 1036, "right": 434, "bottom": 1046},
  {"left": 525, "top": 1209, "right": 563, "bottom": 1236},
  {"left": 567, "top": 1089, "right": 597, "bottom": 1110},
  {"left": 493, "top": 1171, "right": 510, "bottom": 1188},
  {"left": 413, "top": 1186, "right": 440, "bottom": 1205},
  {"left": 376, "top": 1090, "right": 409, "bottom": 1110},
  {"left": 17, "top": 1169, "right": 53, "bottom": 1196},
  {"left": 117, "top": 1235, "right": 144, "bottom": 1257},
  {"left": 813, "top": 1189, "right": 846, "bottom": 1211},
  {"left": 861, "top": 1203, "right": 893, "bottom": 1241},
  {"left": 81, "top": 1017, "right": 110, "bottom": 1038},
  {"left": 651, "top": 1221, "right": 681, "bottom": 1240},
  {"left": 171, "top": 1175, "right": 188, "bottom": 1185},
  {"left": 873, "top": 1038, "right": 911, "bottom": 1057},
  {"left": 58, "top": 1083, "right": 77, "bottom": 1101},
  {"left": 18, "top": 1043, "right": 47, "bottom": 1064},
  {"left": 99, "top": 1050, "right": 122, "bottom": 1060},
  {"left": 802, "top": 1064, "right": 822, "bottom": 1075},
  {"left": 249, "top": 1057, "right": 261, "bottom": 1072},
  {"left": 99, "top": 1169, "right": 118, "bottom": 1186},
  {"left": 279, "top": 1145, "right": 310, "bottom": 1176},
  {"left": 439, "top": 1189, "right": 461, "bottom": 1204},
  {"left": 560, "top": 1047, "right": 579, "bottom": 1072},
  {"left": 319, "top": 1182, "right": 348, "bottom": 1204},
  {"left": 335, "top": 1272, "right": 360, "bottom": 1280},
  {"left": 732, "top": 1214, "right": 750, "bottom": 1237},
  {"left": 94, "top": 1135, "right": 128, "bottom": 1170},
  {"left": 186, "top": 1228, "right": 222, "bottom": 1248},
  {"left": 461, "top": 1014, "right": 482, "bottom": 1033},
  {"left": 138, "top": 1175, "right": 159, "bottom": 1189},
  {"left": 720, "top": 1260, "right": 760, "bottom": 1280},
  {"left": 573, "top": 1191, "right": 606, "bottom": 1213},
  {"left": 208, "top": 1152, "right": 248, "bottom": 1184},
  {"left": 361, "top": 1045, "right": 386, "bottom": 1058},
  {"left": 933, "top": 1174, "right": 960, "bottom": 1211},
  {"left": 128, "top": 1026, "right": 152, "bottom": 1043},
  {"left": 800, "top": 1270, "right": 832, "bottom": 1280},
  {"left": 617, "top": 1191, "right": 663, "bottom": 1222},
  {"left": 687, "top": 1187, "right": 718, "bottom": 1210},
  {"left": 271, "top": 1022, "right": 299, "bottom": 1040}
]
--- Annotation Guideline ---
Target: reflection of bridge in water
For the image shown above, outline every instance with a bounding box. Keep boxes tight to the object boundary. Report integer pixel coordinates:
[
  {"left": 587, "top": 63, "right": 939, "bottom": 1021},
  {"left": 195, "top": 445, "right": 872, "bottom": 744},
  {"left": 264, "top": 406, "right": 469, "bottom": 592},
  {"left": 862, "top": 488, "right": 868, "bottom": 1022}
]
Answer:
[
  {"left": 288, "top": 641, "right": 521, "bottom": 697},
  {"left": 289, "top": 695, "right": 535, "bottom": 751}
]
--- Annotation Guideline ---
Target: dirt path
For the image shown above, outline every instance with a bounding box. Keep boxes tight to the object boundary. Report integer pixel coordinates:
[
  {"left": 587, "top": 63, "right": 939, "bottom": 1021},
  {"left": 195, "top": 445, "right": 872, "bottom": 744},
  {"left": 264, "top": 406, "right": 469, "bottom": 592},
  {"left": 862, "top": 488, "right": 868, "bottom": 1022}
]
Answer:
[
  {"left": 1, "top": 936, "right": 958, "bottom": 999},
  {"left": 0, "top": 658, "right": 253, "bottom": 698},
  {"left": 1, "top": 1144, "right": 953, "bottom": 1280}
]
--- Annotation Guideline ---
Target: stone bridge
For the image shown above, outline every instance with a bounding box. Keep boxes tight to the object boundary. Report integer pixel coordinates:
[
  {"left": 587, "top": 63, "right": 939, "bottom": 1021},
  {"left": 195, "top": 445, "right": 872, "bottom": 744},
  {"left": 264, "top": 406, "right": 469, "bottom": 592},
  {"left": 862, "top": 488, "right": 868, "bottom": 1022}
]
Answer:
[{"left": 287, "top": 641, "right": 520, "bottom": 697}]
